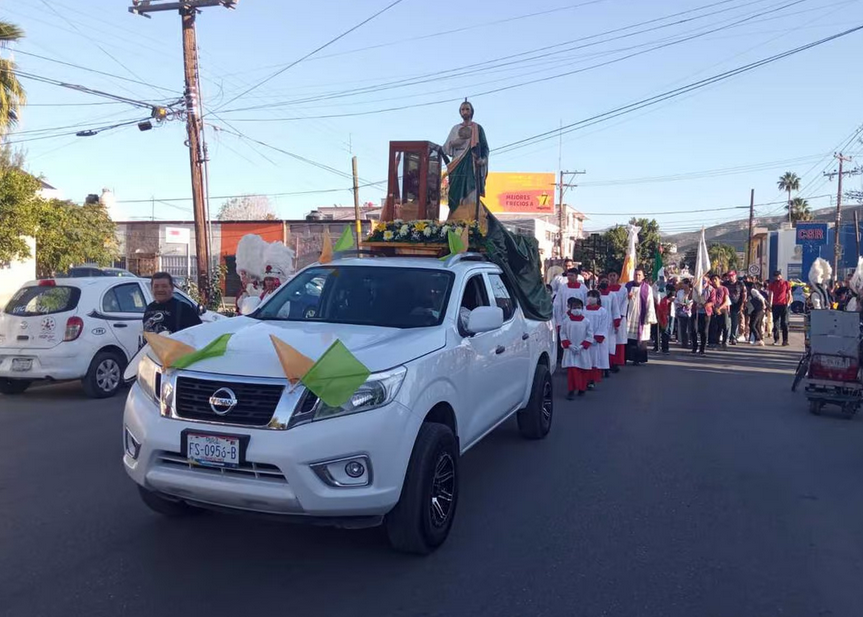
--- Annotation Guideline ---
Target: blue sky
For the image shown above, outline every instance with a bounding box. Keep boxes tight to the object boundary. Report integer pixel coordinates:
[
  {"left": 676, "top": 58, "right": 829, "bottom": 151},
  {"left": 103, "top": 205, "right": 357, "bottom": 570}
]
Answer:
[{"left": 3, "top": 0, "right": 863, "bottom": 233}]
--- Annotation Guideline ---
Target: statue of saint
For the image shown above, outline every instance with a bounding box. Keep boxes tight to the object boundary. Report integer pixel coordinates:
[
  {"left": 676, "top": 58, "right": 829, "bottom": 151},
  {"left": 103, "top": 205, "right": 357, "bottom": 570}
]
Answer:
[{"left": 443, "top": 100, "right": 489, "bottom": 214}]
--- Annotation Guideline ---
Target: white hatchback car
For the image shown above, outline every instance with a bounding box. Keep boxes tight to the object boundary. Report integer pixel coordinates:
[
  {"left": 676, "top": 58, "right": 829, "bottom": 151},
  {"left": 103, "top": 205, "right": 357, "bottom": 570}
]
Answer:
[{"left": 0, "top": 277, "right": 223, "bottom": 398}]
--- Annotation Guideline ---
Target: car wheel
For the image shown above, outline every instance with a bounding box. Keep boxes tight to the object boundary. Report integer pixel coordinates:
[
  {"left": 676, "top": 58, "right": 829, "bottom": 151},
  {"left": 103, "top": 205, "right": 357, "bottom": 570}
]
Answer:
[
  {"left": 385, "top": 423, "right": 459, "bottom": 555},
  {"left": 82, "top": 351, "right": 126, "bottom": 399},
  {"left": 138, "top": 486, "right": 202, "bottom": 517},
  {"left": 0, "top": 379, "right": 32, "bottom": 395},
  {"left": 517, "top": 363, "right": 553, "bottom": 440}
]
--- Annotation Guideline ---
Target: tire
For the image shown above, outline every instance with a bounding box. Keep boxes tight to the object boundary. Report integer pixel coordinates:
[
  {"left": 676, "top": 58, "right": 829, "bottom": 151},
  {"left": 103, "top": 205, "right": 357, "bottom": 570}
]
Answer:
[
  {"left": 0, "top": 379, "right": 32, "bottom": 395},
  {"left": 138, "top": 486, "right": 202, "bottom": 517},
  {"left": 516, "top": 363, "right": 553, "bottom": 440},
  {"left": 385, "top": 423, "right": 459, "bottom": 555},
  {"left": 82, "top": 351, "right": 126, "bottom": 399},
  {"left": 809, "top": 400, "right": 822, "bottom": 415},
  {"left": 792, "top": 352, "right": 810, "bottom": 393}
]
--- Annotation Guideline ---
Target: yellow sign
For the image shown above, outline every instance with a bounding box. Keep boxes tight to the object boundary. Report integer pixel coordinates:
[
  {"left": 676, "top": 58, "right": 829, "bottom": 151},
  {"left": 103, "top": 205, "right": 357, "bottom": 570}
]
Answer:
[{"left": 483, "top": 172, "right": 556, "bottom": 214}]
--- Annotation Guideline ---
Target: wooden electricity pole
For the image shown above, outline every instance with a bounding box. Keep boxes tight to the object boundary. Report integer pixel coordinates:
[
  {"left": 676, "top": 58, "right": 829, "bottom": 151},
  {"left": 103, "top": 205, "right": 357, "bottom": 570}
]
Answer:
[
  {"left": 129, "top": 0, "right": 237, "bottom": 300},
  {"left": 556, "top": 170, "right": 585, "bottom": 260},
  {"left": 352, "top": 156, "right": 361, "bottom": 247},
  {"left": 824, "top": 154, "right": 853, "bottom": 279},
  {"left": 746, "top": 188, "right": 755, "bottom": 270}
]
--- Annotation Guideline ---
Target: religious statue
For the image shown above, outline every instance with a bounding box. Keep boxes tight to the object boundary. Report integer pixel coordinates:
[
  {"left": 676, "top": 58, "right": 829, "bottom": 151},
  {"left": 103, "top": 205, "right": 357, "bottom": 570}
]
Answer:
[{"left": 443, "top": 100, "right": 489, "bottom": 213}]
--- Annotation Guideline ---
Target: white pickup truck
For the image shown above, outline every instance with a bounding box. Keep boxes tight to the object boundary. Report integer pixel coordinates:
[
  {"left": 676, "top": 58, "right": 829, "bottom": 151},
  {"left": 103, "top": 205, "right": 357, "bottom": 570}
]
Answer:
[{"left": 123, "top": 253, "right": 556, "bottom": 553}]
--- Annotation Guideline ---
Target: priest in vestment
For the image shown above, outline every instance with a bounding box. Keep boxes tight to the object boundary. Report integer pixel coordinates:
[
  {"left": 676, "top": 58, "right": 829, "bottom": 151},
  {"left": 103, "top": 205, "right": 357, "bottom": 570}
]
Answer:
[{"left": 625, "top": 267, "right": 657, "bottom": 365}]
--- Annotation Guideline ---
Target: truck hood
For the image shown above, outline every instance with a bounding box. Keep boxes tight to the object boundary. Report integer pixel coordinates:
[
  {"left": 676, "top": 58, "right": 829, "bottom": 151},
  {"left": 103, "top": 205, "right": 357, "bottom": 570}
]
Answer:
[{"left": 168, "top": 317, "right": 445, "bottom": 378}]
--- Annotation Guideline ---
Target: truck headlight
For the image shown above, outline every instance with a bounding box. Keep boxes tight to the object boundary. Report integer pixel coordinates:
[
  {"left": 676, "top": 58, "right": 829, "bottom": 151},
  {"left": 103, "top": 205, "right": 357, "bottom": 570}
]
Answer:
[
  {"left": 288, "top": 366, "right": 406, "bottom": 428},
  {"left": 137, "top": 355, "right": 161, "bottom": 405}
]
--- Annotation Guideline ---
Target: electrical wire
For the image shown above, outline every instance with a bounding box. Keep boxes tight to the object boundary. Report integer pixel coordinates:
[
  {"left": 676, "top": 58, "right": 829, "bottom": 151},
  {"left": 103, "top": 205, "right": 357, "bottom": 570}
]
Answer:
[
  {"left": 494, "top": 25, "right": 863, "bottom": 154},
  {"left": 13, "top": 69, "right": 172, "bottom": 109},
  {"left": 3, "top": 116, "right": 153, "bottom": 144},
  {"left": 211, "top": 0, "right": 408, "bottom": 113}
]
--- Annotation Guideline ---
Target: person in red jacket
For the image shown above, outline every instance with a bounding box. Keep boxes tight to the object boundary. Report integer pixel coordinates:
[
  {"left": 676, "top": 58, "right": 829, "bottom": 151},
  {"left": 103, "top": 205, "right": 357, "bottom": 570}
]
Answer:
[{"left": 767, "top": 270, "right": 792, "bottom": 346}]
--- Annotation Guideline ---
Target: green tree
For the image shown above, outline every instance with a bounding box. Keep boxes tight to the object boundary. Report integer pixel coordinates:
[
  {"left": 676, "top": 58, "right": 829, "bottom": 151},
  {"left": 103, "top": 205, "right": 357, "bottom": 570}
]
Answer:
[
  {"left": 0, "top": 21, "right": 26, "bottom": 135},
  {"left": 787, "top": 196, "right": 812, "bottom": 223},
  {"left": 777, "top": 171, "right": 801, "bottom": 222},
  {"left": 0, "top": 164, "right": 41, "bottom": 266},
  {"left": 35, "top": 200, "right": 117, "bottom": 277},
  {"left": 601, "top": 217, "right": 664, "bottom": 274},
  {"left": 708, "top": 243, "right": 739, "bottom": 274}
]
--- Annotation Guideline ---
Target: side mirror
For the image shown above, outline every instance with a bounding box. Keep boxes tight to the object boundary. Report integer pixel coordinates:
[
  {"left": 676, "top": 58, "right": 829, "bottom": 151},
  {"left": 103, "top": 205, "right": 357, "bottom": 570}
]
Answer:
[
  {"left": 197, "top": 303, "right": 207, "bottom": 316},
  {"left": 466, "top": 306, "right": 504, "bottom": 334},
  {"left": 240, "top": 296, "right": 261, "bottom": 316}
]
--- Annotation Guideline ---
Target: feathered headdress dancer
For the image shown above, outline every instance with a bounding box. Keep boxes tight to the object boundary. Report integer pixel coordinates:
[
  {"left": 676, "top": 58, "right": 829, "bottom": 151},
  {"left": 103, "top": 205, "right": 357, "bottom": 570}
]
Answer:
[
  {"left": 262, "top": 241, "right": 296, "bottom": 285},
  {"left": 850, "top": 256, "right": 863, "bottom": 297},
  {"left": 808, "top": 257, "right": 832, "bottom": 310},
  {"left": 236, "top": 234, "right": 267, "bottom": 283}
]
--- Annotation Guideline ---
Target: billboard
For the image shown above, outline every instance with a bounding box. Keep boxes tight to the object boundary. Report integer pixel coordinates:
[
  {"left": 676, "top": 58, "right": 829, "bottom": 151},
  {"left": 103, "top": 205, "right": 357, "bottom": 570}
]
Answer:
[
  {"left": 795, "top": 222, "right": 827, "bottom": 245},
  {"left": 483, "top": 172, "right": 556, "bottom": 214}
]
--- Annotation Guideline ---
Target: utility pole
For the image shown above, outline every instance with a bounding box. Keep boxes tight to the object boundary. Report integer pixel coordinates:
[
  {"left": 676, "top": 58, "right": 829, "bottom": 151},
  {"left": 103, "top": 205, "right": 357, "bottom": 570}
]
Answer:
[
  {"left": 854, "top": 209, "right": 860, "bottom": 259},
  {"left": 824, "top": 154, "right": 853, "bottom": 279},
  {"left": 129, "top": 0, "right": 237, "bottom": 301},
  {"left": 556, "top": 170, "right": 586, "bottom": 260},
  {"left": 352, "top": 156, "right": 361, "bottom": 247},
  {"left": 746, "top": 188, "right": 755, "bottom": 270}
]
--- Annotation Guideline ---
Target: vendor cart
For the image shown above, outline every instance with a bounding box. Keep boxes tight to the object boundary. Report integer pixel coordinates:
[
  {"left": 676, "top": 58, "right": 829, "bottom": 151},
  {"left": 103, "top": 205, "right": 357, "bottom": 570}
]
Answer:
[{"left": 797, "top": 309, "right": 862, "bottom": 417}]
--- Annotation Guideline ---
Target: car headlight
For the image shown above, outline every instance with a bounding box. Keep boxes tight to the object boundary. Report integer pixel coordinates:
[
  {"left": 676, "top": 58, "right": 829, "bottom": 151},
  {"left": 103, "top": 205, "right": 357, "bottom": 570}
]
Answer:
[
  {"left": 137, "top": 354, "right": 161, "bottom": 405},
  {"left": 288, "top": 366, "right": 406, "bottom": 428}
]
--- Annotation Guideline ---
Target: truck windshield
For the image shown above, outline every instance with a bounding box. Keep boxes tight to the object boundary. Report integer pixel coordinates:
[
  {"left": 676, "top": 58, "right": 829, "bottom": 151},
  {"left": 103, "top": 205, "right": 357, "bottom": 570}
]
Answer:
[{"left": 253, "top": 266, "right": 454, "bottom": 329}]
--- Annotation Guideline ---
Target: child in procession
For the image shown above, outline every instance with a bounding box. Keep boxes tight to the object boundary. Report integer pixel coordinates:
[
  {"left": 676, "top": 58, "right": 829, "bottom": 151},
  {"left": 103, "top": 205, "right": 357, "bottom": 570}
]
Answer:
[
  {"left": 560, "top": 297, "right": 593, "bottom": 400},
  {"left": 657, "top": 286, "right": 675, "bottom": 354},
  {"left": 584, "top": 289, "right": 612, "bottom": 385},
  {"left": 598, "top": 275, "right": 622, "bottom": 374}
]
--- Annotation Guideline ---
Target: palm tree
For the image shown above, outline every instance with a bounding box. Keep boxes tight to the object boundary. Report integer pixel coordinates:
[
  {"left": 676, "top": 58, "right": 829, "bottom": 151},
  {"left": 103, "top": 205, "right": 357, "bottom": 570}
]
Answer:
[
  {"left": 786, "top": 197, "right": 812, "bottom": 223},
  {"left": 0, "top": 21, "right": 26, "bottom": 137},
  {"left": 777, "top": 171, "right": 801, "bottom": 223},
  {"left": 708, "top": 243, "right": 739, "bottom": 274}
]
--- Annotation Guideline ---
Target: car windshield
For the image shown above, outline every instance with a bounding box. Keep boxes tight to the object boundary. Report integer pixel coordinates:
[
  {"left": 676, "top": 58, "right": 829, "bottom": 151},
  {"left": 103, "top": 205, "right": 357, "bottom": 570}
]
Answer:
[
  {"left": 4, "top": 286, "right": 81, "bottom": 316},
  {"left": 253, "top": 266, "right": 454, "bottom": 328}
]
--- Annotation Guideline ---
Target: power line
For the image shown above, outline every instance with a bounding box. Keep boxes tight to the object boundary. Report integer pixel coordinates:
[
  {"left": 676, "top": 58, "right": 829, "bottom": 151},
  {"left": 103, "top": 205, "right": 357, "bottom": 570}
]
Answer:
[
  {"left": 494, "top": 24, "right": 863, "bottom": 154},
  {"left": 13, "top": 69, "right": 174, "bottom": 109},
  {"left": 14, "top": 49, "right": 178, "bottom": 94},
  {"left": 4, "top": 116, "right": 153, "bottom": 144},
  {"left": 115, "top": 181, "right": 387, "bottom": 204},
  {"left": 216, "top": 0, "right": 784, "bottom": 115},
  {"left": 211, "top": 0, "right": 408, "bottom": 113}
]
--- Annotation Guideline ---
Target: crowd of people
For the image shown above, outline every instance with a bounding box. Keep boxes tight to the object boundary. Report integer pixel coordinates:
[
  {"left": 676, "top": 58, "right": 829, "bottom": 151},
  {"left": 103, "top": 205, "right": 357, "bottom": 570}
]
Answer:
[{"left": 549, "top": 258, "right": 797, "bottom": 399}]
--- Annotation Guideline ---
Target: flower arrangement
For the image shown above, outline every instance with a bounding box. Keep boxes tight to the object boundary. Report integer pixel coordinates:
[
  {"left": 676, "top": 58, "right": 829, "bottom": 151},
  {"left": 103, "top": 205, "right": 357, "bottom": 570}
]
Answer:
[{"left": 367, "top": 219, "right": 484, "bottom": 246}]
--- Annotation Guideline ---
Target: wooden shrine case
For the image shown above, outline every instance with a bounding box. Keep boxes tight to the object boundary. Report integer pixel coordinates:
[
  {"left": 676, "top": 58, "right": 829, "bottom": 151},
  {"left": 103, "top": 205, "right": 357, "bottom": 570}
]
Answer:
[{"left": 381, "top": 141, "right": 445, "bottom": 222}]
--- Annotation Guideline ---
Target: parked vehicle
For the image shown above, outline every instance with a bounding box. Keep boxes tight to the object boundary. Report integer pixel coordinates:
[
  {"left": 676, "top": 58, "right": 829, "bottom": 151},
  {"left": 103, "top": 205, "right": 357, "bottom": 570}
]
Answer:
[
  {"left": 0, "top": 278, "right": 223, "bottom": 398},
  {"left": 123, "top": 253, "right": 556, "bottom": 553},
  {"left": 64, "top": 266, "right": 136, "bottom": 278}
]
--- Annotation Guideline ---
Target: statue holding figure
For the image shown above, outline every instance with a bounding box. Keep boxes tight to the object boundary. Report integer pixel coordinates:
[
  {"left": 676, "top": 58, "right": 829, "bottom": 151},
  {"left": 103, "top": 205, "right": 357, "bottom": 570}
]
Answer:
[{"left": 443, "top": 100, "right": 489, "bottom": 214}]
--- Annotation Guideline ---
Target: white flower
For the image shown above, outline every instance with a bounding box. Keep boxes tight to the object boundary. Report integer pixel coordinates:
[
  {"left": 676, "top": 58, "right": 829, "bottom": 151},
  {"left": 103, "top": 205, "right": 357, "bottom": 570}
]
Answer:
[
  {"left": 399, "top": 225, "right": 410, "bottom": 236},
  {"left": 440, "top": 225, "right": 450, "bottom": 236},
  {"left": 423, "top": 227, "right": 433, "bottom": 237}
]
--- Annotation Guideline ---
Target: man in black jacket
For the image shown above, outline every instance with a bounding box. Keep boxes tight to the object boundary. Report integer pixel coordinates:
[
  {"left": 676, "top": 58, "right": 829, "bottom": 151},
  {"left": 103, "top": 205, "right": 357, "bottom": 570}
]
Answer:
[
  {"left": 723, "top": 271, "right": 747, "bottom": 345},
  {"left": 143, "top": 272, "right": 202, "bottom": 335}
]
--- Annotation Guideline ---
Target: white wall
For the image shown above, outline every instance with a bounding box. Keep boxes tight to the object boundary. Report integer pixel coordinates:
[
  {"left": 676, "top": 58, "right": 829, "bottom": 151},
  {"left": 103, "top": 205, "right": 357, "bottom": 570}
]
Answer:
[{"left": 0, "top": 237, "right": 36, "bottom": 307}]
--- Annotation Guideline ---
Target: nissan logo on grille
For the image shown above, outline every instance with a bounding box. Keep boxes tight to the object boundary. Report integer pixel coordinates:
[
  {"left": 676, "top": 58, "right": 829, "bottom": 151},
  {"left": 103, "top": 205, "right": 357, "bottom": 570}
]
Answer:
[{"left": 208, "top": 387, "right": 238, "bottom": 416}]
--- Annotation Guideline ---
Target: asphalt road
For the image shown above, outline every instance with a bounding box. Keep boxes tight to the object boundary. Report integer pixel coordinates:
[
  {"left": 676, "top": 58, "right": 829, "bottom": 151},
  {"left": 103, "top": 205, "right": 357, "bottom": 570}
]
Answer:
[{"left": 3, "top": 334, "right": 863, "bottom": 617}]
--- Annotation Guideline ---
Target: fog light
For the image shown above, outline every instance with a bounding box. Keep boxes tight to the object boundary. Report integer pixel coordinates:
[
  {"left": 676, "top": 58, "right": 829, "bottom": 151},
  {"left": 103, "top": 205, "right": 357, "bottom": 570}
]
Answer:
[
  {"left": 125, "top": 428, "right": 141, "bottom": 460},
  {"left": 345, "top": 461, "right": 365, "bottom": 478}
]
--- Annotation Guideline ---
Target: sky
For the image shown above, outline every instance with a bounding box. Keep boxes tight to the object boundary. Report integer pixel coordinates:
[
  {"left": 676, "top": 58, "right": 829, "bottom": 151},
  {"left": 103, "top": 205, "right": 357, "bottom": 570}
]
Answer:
[{"left": 3, "top": 0, "right": 863, "bottom": 235}]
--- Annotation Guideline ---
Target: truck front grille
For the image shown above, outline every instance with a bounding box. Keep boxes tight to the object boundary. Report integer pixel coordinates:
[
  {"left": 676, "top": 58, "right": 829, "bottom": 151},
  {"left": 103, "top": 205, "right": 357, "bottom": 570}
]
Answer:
[{"left": 175, "top": 377, "right": 284, "bottom": 427}]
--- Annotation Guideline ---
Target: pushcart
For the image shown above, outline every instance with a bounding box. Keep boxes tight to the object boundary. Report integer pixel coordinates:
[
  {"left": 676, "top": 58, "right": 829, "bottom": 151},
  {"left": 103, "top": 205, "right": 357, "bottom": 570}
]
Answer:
[{"left": 794, "top": 310, "right": 862, "bottom": 418}]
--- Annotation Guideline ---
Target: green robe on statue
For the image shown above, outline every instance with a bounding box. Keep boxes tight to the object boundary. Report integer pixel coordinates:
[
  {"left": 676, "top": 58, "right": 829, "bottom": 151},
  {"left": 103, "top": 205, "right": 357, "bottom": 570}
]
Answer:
[{"left": 443, "top": 121, "right": 489, "bottom": 212}]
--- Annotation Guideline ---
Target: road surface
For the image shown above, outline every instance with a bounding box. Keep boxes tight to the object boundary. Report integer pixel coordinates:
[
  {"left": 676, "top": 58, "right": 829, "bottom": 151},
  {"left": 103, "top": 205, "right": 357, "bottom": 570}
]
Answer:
[{"left": 3, "top": 336, "right": 863, "bottom": 617}]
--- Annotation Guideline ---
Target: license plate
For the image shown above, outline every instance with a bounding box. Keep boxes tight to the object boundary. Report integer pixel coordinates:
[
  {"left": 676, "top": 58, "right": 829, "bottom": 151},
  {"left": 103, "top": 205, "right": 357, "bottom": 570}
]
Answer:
[
  {"left": 186, "top": 433, "right": 241, "bottom": 468},
  {"left": 11, "top": 358, "right": 32, "bottom": 372},
  {"left": 816, "top": 355, "right": 851, "bottom": 369}
]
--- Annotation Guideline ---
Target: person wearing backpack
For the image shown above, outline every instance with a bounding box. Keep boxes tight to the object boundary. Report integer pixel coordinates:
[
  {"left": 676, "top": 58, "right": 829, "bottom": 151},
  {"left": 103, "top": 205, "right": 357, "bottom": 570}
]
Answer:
[{"left": 746, "top": 281, "right": 766, "bottom": 346}]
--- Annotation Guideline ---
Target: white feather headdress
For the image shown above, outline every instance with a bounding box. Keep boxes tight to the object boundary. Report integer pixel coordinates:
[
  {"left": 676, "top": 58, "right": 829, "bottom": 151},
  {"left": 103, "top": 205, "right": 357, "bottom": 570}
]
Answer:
[
  {"left": 808, "top": 258, "right": 832, "bottom": 287},
  {"left": 850, "top": 256, "right": 863, "bottom": 296},
  {"left": 262, "top": 241, "right": 296, "bottom": 280},
  {"left": 236, "top": 234, "right": 267, "bottom": 281}
]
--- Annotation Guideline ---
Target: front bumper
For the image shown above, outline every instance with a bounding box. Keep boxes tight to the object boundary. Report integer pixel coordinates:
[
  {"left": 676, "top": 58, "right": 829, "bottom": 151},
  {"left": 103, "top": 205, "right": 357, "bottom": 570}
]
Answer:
[
  {"left": 0, "top": 348, "right": 85, "bottom": 381},
  {"left": 123, "top": 383, "right": 421, "bottom": 518}
]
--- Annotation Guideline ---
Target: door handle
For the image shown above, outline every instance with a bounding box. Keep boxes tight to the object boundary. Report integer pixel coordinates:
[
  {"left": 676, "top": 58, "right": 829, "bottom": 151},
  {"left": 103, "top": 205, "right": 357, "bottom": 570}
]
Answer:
[
  {"left": 522, "top": 333, "right": 530, "bottom": 340},
  {"left": 495, "top": 345, "right": 506, "bottom": 355},
  {"left": 114, "top": 323, "right": 128, "bottom": 329}
]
